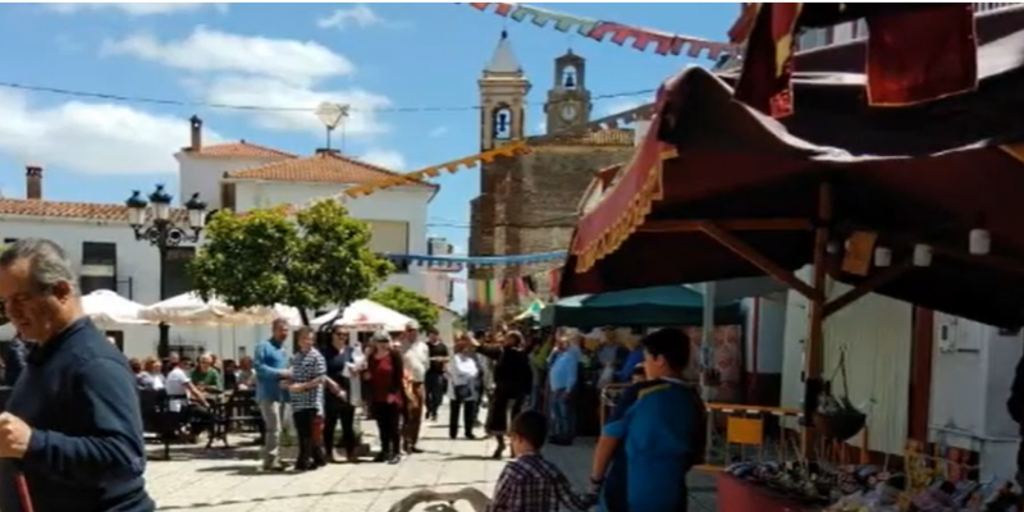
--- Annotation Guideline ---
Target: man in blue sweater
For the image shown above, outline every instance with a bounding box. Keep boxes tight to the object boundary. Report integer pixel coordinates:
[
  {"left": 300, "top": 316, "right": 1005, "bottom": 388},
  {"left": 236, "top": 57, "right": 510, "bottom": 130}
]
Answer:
[
  {"left": 591, "top": 328, "right": 706, "bottom": 512},
  {"left": 0, "top": 238, "right": 153, "bottom": 512},
  {"left": 254, "top": 318, "right": 292, "bottom": 471}
]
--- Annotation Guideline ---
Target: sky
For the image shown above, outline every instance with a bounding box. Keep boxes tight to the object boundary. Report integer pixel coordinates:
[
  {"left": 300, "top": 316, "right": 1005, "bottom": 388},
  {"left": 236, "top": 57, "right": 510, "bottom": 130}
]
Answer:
[{"left": 0, "top": 2, "right": 739, "bottom": 311}]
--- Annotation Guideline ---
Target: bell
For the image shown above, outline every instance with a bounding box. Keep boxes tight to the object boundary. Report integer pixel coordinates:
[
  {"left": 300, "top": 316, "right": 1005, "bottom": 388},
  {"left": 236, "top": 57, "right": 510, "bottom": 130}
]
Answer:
[{"left": 564, "top": 72, "right": 575, "bottom": 89}]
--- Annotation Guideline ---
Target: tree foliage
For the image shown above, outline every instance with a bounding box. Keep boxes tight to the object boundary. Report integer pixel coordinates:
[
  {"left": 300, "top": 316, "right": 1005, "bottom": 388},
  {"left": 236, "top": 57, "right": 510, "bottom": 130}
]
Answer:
[
  {"left": 370, "top": 285, "right": 439, "bottom": 331},
  {"left": 189, "top": 199, "right": 394, "bottom": 325}
]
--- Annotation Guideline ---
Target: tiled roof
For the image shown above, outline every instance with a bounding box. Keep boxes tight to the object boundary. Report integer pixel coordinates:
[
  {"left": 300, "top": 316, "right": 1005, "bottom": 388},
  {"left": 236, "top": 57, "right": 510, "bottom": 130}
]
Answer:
[
  {"left": 225, "top": 151, "right": 435, "bottom": 188},
  {"left": 529, "top": 128, "right": 635, "bottom": 147},
  {"left": 0, "top": 199, "right": 190, "bottom": 222},
  {"left": 185, "top": 141, "right": 296, "bottom": 159}
]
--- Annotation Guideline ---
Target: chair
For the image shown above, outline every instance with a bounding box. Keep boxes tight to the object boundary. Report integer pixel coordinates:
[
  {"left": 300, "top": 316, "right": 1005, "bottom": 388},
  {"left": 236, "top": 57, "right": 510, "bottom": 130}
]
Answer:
[{"left": 138, "top": 389, "right": 187, "bottom": 460}]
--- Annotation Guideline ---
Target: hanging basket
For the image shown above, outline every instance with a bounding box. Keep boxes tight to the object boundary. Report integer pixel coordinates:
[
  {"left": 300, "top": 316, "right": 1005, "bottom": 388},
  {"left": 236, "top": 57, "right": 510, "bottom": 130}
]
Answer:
[
  {"left": 813, "top": 346, "right": 867, "bottom": 442},
  {"left": 813, "top": 408, "right": 866, "bottom": 442}
]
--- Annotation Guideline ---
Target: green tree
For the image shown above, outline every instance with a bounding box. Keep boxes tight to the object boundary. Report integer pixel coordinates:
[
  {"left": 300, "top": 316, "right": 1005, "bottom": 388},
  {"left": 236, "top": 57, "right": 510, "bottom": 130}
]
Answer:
[
  {"left": 189, "top": 199, "right": 393, "bottom": 325},
  {"left": 370, "top": 285, "right": 439, "bottom": 331}
]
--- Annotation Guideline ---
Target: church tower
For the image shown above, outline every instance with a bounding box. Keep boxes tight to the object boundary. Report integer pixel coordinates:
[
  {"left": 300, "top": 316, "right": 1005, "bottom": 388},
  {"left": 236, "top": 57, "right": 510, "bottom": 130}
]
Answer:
[
  {"left": 544, "top": 50, "right": 592, "bottom": 134},
  {"left": 478, "top": 30, "right": 531, "bottom": 151}
]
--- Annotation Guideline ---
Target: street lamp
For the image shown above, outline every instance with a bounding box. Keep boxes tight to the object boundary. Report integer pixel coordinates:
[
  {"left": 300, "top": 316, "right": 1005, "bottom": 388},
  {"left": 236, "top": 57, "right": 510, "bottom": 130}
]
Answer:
[{"left": 126, "top": 185, "right": 207, "bottom": 358}]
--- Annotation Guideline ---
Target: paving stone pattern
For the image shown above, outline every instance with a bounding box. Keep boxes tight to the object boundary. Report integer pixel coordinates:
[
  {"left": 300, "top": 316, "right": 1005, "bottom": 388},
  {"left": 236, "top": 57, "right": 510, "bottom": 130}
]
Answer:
[{"left": 146, "top": 407, "right": 719, "bottom": 511}]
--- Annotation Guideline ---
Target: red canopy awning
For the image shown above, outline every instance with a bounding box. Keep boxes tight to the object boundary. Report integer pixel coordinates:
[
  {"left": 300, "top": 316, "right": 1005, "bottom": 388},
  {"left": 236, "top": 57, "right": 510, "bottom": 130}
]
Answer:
[{"left": 561, "top": 47, "right": 1024, "bottom": 327}]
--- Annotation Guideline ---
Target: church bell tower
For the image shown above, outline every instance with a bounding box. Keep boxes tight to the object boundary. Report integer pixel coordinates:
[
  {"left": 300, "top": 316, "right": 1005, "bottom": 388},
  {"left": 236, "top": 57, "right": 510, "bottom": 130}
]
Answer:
[
  {"left": 544, "top": 50, "right": 592, "bottom": 134},
  {"left": 478, "top": 30, "right": 531, "bottom": 151}
]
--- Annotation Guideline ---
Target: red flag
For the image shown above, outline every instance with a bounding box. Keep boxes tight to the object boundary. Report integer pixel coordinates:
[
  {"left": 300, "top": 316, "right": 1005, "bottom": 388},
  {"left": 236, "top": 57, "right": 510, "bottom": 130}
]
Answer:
[
  {"left": 865, "top": 4, "right": 977, "bottom": 106},
  {"left": 734, "top": 3, "right": 802, "bottom": 118},
  {"left": 548, "top": 268, "right": 563, "bottom": 298}
]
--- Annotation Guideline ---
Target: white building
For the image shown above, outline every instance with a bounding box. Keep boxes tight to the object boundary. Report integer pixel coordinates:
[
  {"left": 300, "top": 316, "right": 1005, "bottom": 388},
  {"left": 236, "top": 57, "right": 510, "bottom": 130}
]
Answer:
[{"left": 0, "top": 117, "right": 437, "bottom": 359}]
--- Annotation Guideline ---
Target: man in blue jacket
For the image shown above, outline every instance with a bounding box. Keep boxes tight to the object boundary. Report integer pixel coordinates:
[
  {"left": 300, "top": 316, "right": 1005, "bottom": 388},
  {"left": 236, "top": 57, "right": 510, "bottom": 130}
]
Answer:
[
  {"left": 0, "top": 238, "right": 154, "bottom": 512},
  {"left": 255, "top": 318, "right": 292, "bottom": 472},
  {"left": 590, "top": 328, "right": 706, "bottom": 512}
]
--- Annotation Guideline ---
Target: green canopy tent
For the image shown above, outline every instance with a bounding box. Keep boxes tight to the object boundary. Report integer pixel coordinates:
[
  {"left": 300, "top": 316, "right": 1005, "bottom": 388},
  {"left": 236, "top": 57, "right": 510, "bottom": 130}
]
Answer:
[{"left": 540, "top": 285, "right": 742, "bottom": 328}]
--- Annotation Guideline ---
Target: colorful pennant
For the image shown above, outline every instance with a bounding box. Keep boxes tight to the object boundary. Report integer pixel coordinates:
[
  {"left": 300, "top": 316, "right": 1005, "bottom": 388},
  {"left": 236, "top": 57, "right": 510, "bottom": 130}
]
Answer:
[
  {"left": 467, "top": 3, "right": 737, "bottom": 61},
  {"left": 382, "top": 250, "right": 566, "bottom": 270},
  {"left": 341, "top": 142, "right": 531, "bottom": 198}
]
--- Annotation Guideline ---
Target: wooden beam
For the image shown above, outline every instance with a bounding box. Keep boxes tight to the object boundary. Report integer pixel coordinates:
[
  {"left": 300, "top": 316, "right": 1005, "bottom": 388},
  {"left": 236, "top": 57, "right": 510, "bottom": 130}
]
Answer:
[
  {"left": 823, "top": 259, "right": 912, "bottom": 318},
  {"left": 640, "top": 218, "right": 811, "bottom": 233},
  {"left": 698, "top": 221, "right": 823, "bottom": 301},
  {"left": 803, "top": 181, "right": 833, "bottom": 460}
]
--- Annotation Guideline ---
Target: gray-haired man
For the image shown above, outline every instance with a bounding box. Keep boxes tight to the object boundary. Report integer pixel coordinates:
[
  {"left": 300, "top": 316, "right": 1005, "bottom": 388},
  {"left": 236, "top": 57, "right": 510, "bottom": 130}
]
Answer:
[{"left": 0, "top": 238, "right": 154, "bottom": 512}]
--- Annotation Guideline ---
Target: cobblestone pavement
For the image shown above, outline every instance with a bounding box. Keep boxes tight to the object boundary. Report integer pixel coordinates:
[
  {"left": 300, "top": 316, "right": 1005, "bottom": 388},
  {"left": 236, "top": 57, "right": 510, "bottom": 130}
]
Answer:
[{"left": 146, "top": 412, "right": 719, "bottom": 511}]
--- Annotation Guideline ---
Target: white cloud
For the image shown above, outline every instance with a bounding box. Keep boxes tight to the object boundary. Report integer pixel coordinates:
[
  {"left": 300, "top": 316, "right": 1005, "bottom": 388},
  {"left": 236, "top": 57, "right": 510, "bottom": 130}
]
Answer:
[
  {"left": 0, "top": 89, "right": 221, "bottom": 175},
  {"left": 317, "top": 5, "right": 387, "bottom": 30},
  {"left": 48, "top": 3, "right": 226, "bottom": 16},
  {"left": 101, "top": 27, "right": 390, "bottom": 137},
  {"left": 101, "top": 26, "right": 353, "bottom": 86},
  {"left": 197, "top": 76, "right": 390, "bottom": 136},
  {"left": 357, "top": 149, "right": 406, "bottom": 171},
  {"left": 428, "top": 126, "right": 448, "bottom": 138},
  {"left": 600, "top": 96, "right": 652, "bottom": 117}
]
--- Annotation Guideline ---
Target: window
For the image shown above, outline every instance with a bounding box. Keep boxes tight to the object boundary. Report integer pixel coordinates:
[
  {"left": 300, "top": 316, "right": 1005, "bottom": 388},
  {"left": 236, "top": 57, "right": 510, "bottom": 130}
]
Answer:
[
  {"left": 853, "top": 19, "right": 868, "bottom": 38},
  {"left": 80, "top": 242, "right": 117, "bottom": 294},
  {"left": 162, "top": 247, "right": 195, "bottom": 299},
  {"left": 367, "top": 220, "right": 410, "bottom": 273},
  {"left": 797, "top": 28, "right": 826, "bottom": 51},
  {"left": 832, "top": 22, "right": 853, "bottom": 44}
]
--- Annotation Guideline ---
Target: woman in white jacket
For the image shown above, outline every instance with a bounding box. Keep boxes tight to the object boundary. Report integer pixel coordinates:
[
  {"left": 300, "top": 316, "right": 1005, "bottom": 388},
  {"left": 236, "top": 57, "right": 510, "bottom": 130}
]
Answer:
[{"left": 447, "top": 332, "right": 482, "bottom": 440}]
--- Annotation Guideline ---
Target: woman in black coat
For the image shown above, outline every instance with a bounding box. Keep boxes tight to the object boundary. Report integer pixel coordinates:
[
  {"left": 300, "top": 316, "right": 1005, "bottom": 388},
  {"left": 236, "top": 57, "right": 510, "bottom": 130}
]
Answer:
[{"left": 476, "top": 330, "right": 532, "bottom": 459}]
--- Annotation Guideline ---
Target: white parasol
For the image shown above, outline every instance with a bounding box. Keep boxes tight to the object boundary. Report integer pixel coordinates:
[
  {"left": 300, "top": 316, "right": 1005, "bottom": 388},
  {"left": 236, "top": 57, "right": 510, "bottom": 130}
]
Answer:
[
  {"left": 81, "top": 289, "right": 150, "bottom": 325},
  {"left": 310, "top": 299, "right": 418, "bottom": 332},
  {"left": 139, "top": 292, "right": 277, "bottom": 326}
]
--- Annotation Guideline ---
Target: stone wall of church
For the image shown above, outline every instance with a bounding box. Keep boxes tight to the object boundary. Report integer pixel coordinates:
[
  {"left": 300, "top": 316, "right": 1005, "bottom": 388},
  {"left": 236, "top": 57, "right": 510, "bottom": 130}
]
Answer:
[{"left": 469, "top": 145, "right": 633, "bottom": 327}]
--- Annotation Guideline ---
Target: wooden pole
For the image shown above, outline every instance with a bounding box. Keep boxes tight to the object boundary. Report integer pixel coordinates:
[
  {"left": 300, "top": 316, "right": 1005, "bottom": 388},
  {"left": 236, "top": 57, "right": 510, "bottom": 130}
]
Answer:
[{"left": 802, "top": 181, "right": 832, "bottom": 457}]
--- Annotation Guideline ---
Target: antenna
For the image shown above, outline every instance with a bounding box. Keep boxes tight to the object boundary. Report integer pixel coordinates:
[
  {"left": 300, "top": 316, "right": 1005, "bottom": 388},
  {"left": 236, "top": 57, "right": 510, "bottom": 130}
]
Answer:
[{"left": 315, "top": 102, "right": 350, "bottom": 151}]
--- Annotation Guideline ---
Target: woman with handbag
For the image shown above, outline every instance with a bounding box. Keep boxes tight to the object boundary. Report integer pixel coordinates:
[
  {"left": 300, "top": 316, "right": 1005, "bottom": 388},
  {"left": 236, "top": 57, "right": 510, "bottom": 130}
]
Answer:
[
  {"left": 478, "top": 331, "right": 533, "bottom": 459},
  {"left": 448, "top": 333, "right": 482, "bottom": 440}
]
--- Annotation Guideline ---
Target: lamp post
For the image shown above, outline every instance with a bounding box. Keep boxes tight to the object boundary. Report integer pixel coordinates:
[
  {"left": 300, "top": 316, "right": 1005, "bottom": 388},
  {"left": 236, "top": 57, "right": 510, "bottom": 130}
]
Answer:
[{"left": 126, "top": 185, "right": 207, "bottom": 358}]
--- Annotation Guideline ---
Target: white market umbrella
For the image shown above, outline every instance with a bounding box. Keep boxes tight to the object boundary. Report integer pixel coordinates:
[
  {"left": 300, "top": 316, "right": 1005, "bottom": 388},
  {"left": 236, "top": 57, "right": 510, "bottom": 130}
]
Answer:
[
  {"left": 140, "top": 292, "right": 277, "bottom": 327},
  {"left": 81, "top": 289, "right": 150, "bottom": 325},
  {"left": 311, "top": 299, "right": 418, "bottom": 332}
]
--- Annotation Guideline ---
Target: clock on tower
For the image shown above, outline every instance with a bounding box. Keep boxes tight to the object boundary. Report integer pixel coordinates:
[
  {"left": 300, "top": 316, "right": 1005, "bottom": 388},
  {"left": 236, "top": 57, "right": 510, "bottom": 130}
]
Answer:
[{"left": 544, "top": 50, "right": 592, "bottom": 134}]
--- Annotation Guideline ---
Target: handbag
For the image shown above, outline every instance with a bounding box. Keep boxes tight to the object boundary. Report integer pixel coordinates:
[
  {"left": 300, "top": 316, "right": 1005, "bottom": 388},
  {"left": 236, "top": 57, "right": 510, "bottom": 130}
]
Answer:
[{"left": 454, "top": 383, "right": 472, "bottom": 401}]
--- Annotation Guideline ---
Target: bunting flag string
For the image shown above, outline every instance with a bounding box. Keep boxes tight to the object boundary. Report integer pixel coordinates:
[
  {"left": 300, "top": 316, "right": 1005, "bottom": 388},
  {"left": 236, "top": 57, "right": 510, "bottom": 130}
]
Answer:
[
  {"left": 466, "top": 3, "right": 737, "bottom": 61},
  {"left": 342, "top": 142, "right": 532, "bottom": 198},
  {"left": 382, "top": 250, "right": 566, "bottom": 270},
  {"left": 451, "top": 266, "right": 565, "bottom": 308},
  {"left": 336, "top": 102, "right": 655, "bottom": 199}
]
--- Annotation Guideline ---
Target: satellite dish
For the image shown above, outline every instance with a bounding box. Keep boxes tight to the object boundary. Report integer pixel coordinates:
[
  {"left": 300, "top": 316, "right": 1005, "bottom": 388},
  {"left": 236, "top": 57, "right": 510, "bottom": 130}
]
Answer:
[{"left": 315, "top": 102, "right": 348, "bottom": 131}]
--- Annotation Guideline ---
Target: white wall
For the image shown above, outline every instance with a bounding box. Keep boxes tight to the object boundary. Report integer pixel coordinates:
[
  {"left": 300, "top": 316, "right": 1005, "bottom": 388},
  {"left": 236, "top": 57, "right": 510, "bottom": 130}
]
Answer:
[
  {"left": 176, "top": 153, "right": 288, "bottom": 209},
  {"left": 780, "top": 266, "right": 913, "bottom": 455},
  {"left": 929, "top": 314, "right": 1022, "bottom": 481},
  {"left": 233, "top": 180, "right": 432, "bottom": 294}
]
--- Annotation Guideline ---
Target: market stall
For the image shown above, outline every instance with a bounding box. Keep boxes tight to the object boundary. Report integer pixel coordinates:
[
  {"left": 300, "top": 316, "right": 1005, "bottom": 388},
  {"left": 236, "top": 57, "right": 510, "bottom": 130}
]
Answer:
[{"left": 562, "top": 31, "right": 1024, "bottom": 455}]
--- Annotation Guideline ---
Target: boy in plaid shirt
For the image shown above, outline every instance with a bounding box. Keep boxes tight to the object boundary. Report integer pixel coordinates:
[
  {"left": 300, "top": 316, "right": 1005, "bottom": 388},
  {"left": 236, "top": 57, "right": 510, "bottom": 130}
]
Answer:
[{"left": 489, "top": 410, "right": 595, "bottom": 512}]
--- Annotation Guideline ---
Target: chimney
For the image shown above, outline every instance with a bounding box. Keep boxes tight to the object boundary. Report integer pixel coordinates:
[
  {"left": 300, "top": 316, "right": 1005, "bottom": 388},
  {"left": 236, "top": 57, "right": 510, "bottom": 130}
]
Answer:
[
  {"left": 189, "top": 115, "right": 203, "bottom": 151},
  {"left": 25, "top": 165, "right": 42, "bottom": 200}
]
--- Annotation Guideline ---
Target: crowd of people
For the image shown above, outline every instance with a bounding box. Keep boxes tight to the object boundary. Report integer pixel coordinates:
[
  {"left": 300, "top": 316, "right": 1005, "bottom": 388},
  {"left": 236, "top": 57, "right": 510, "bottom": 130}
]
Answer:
[{"left": 0, "top": 237, "right": 712, "bottom": 512}]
